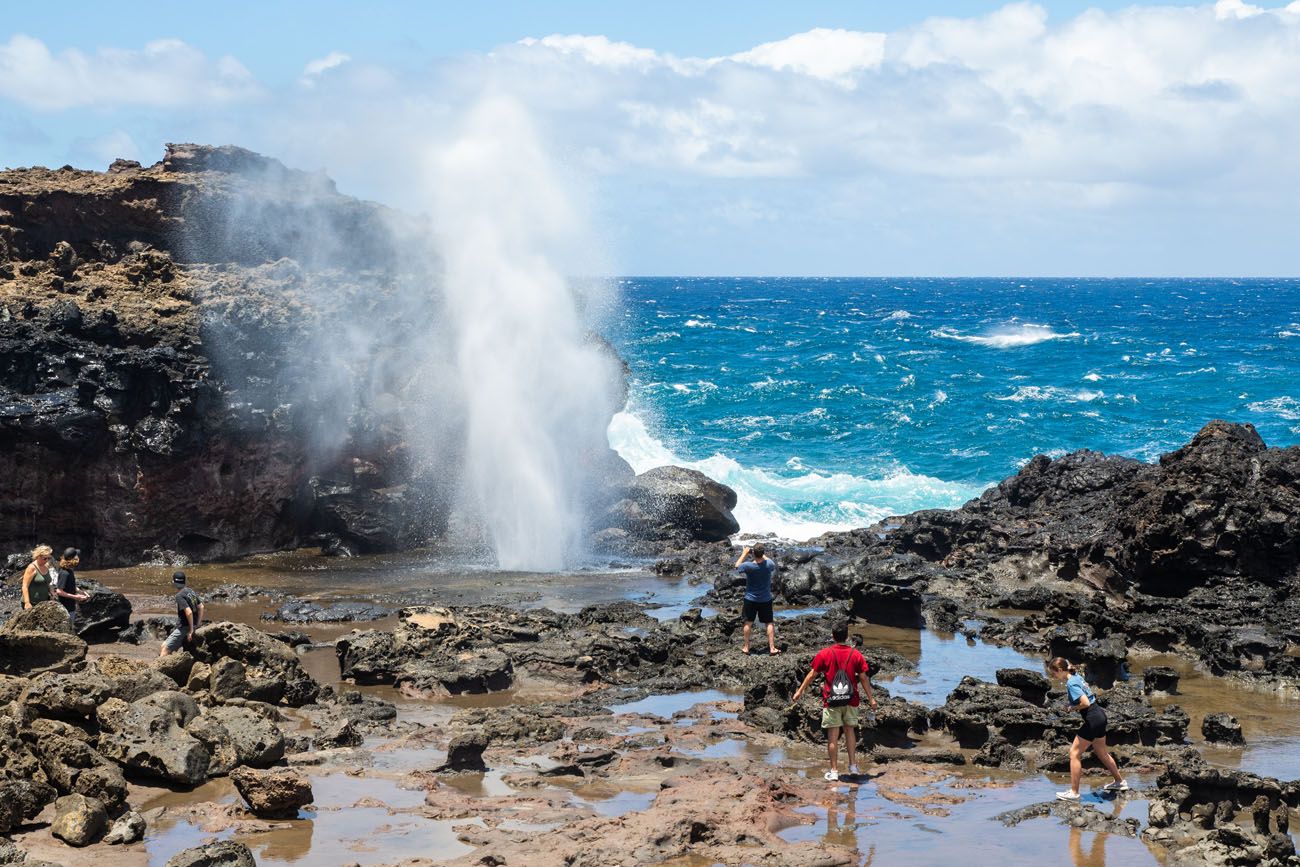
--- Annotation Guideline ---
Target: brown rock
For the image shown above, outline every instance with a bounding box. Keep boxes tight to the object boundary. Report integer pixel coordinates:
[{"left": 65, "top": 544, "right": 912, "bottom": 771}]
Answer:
[
  {"left": 50, "top": 793, "right": 107, "bottom": 846},
  {"left": 230, "top": 766, "right": 312, "bottom": 818}
]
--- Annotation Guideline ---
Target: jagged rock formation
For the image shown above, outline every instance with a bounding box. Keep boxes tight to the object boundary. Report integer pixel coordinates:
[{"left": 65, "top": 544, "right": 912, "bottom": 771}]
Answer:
[{"left": 0, "top": 144, "right": 734, "bottom": 566}]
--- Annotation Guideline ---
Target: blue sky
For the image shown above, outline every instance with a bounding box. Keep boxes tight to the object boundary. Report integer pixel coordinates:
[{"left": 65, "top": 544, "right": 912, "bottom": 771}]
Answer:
[{"left": 3, "top": 1, "right": 1298, "bottom": 275}]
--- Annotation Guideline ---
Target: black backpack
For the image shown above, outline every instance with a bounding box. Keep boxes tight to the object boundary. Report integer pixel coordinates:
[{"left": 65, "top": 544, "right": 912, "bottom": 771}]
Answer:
[{"left": 826, "top": 647, "right": 854, "bottom": 707}]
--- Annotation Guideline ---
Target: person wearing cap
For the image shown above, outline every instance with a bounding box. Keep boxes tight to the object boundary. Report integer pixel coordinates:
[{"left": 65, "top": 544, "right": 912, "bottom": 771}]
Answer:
[
  {"left": 161, "top": 571, "right": 204, "bottom": 657},
  {"left": 53, "top": 547, "right": 90, "bottom": 627}
]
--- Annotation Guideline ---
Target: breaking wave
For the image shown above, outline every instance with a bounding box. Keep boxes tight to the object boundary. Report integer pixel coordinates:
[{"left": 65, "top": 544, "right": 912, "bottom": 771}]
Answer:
[
  {"left": 606, "top": 411, "right": 986, "bottom": 542},
  {"left": 932, "top": 323, "right": 1081, "bottom": 349}
]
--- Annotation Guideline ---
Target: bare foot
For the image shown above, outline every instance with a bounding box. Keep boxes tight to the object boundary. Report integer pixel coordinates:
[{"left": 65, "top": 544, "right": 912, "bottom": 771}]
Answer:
[{"left": 769, "top": 648, "right": 782, "bottom": 655}]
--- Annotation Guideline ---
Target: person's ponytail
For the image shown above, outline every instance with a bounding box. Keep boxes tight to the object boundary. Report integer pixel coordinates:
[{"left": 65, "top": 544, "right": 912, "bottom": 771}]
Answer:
[{"left": 1046, "top": 657, "right": 1077, "bottom": 676}]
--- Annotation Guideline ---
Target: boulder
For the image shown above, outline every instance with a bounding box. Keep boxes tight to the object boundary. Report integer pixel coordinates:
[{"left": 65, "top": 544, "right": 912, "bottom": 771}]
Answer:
[
  {"left": 850, "top": 580, "right": 924, "bottom": 629},
  {"left": 192, "top": 622, "right": 319, "bottom": 706},
  {"left": 75, "top": 589, "right": 132, "bottom": 640},
  {"left": 1202, "top": 712, "right": 1246, "bottom": 745},
  {"left": 1142, "top": 666, "right": 1180, "bottom": 695},
  {"left": 19, "top": 670, "right": 114, "bottom": 720},
  {"left": 0, "top": 779, "right": 57, "bottom": 833},
  {"left": 0, "top": 631, "right": 86, "bottom": 676},
  {"left": 623, "top": 466, "right": 740, "bottom": 541},
  {"left": 97, "top": 692, "right": 210, "bottom": 786},
  {"left": 995, "top": 669, "right": 1051, "bottom": 706},
  {"left": 186, "top": 706, "right": 285, "bottom": 770},
  {"left": 165, "top": 841, "right": 258, "bottom": 867},
  {"left": 153, "top": 650, "right": 195, "bottom": 686},
  {"left": 230, "top": 766, "right": 312, "bottom": 818},
  {"left": 103, "top": 809, "right": 146, "bottom": 844},
  {"left": 208, "top": 657, "right": 249, "bottom": 701},
  {"left": 49, "top": 793, "right": 107, "bottom": 846},
  {"left": 395, "top": 649, "right": 513, "bottom": 697},
  {"left": 2, "top": 601, "right": 74, "bottom": 634},
  {"left": 437, "top": 732, "right": 489, "bottom": 772}
]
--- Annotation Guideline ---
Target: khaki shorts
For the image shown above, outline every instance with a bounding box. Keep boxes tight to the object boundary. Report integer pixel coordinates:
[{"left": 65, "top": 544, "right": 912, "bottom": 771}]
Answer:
[{"left": 821, "top": 705, "right": 859, "bottom": 729}]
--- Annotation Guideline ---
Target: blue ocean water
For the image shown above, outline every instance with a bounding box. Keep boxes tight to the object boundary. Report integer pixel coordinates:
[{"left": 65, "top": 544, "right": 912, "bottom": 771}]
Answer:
[{"left": 605, "top": 277, "right": 1300, "bottom": 541}]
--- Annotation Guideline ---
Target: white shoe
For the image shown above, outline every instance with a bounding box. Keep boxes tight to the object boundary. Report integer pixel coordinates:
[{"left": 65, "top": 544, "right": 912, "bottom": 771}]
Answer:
[
  {"left": 824, "top": 770, "right": 839, "bottom": 781},
  {"left": 1056, "top": 790, "right": 1080, "bottom": 801},
  {"left": 847, "top": 764, "right": 859, "bottom": 776},
  {"left": 1103, "top": 779, "right": 1130, "bottom": 792}
]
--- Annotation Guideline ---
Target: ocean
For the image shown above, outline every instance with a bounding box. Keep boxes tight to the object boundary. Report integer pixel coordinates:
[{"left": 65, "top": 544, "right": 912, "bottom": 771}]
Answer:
[{"left": 606, "top": 277, "right": 1300, "bottom": 541}]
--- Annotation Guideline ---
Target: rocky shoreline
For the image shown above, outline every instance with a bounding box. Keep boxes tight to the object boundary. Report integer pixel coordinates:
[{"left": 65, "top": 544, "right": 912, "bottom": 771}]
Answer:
[
  {"left": 0, "top": 145, "right": 740, "bottom": 567},
  {"left": 4, "top": 145, "right": 1300, "bottom": 865}
]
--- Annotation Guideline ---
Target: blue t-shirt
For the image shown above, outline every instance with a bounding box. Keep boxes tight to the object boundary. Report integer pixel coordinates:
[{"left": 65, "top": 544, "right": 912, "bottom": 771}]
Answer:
[
  {"left": 1066, "top": 673, "right": 1095, "bottom": 709},
  {"left": 738, "top": 559, "right": 776, "bottom": 603}
]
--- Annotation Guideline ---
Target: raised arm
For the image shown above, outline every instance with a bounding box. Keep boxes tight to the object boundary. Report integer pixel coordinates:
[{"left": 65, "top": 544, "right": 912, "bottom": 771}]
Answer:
[{"left": 733, "top": 546, "right": 751, "bottom": 569}]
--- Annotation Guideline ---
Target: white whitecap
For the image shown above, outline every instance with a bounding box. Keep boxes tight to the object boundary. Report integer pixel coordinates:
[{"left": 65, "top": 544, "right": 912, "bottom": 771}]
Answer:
[
  {"left": 932, "top": 323, "right": 1081, "bottom": 349},
  {"left": 1247, "top": 396, "right": 1300, "bottom": 421},
  {"left": 607, "top": 411, "right": 985, "bottom": 543}
]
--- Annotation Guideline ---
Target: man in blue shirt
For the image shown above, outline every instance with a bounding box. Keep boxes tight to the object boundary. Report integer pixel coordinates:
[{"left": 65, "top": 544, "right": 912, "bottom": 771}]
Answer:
[{"left": 734, "top": 544, "right": 780, "bottom": 655}]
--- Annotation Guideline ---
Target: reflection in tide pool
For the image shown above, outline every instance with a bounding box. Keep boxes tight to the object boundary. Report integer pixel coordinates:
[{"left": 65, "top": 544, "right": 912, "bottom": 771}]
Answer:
[
  {"left": 780, "top": 770, "right": 1159, "bottom": 867},
  {"left": 858, "top": 624, "right": 1046, "bottom": 708},
  {"left": 608, "top": 690, "right": 740, "bottom": 718}
]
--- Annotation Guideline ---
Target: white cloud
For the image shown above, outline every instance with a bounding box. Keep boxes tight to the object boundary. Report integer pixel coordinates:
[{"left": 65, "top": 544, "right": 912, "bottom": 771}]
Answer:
[
  {"left": 0, "top": 35, "right": 260, "bottom": 111},
  {"left": 726, "top": 28, "right": 886, "bottom": 83},
  {"left": 300, "top": 51, "right": 351, "bottom": 87}
]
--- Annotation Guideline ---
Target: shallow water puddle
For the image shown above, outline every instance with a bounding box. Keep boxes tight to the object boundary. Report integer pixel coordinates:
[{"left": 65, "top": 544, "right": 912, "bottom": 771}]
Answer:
[
  {"left": 1137, "top": 654, "right": 1300, "bottom": 781},
  {"left": 857, "top": 624, "right": 1046, "bottom": 708},
  {"left": 780, "top": 770, "right": 1160, "bottom": 866},
  {"left": 142, "top": 772, "right": 474, "bottom": 866},
  {"left": 607, "top": 689, "right": 742, "bottom": 717}
]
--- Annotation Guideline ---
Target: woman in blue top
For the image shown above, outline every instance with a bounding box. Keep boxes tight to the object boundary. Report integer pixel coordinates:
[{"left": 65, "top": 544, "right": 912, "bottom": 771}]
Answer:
[{"left": 1047, "top": 657, "right": 1128, "bottom": 800}]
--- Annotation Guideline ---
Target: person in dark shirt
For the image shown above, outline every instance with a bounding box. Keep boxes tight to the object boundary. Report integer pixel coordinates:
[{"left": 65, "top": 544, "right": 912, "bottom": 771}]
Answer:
[
  {"left": 161, "top": 571, "right": 204, "bottom": 657},
  {"left": 734, "top": 544, "right": 780, "bottom": 655},
  {"left": 53, "top": 547, "right": 90, "bottom": 627}
]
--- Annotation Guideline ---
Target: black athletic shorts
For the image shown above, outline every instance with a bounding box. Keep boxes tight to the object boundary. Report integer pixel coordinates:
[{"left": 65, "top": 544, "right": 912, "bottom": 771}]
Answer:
[
  {"left": 1077, "top": 704, "right": 1107, "bottom": 741},
  {"left": 742, "top": 599, "right": 774, "bottom": 624}
]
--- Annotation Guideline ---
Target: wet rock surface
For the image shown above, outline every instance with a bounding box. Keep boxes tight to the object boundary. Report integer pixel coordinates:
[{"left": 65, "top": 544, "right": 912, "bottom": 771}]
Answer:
[
  {"left": 229, "top": 766, "right": 312, "bottom": 818},
  {"left": 0, "top": 145, "right": 725, "bottom": 567}
]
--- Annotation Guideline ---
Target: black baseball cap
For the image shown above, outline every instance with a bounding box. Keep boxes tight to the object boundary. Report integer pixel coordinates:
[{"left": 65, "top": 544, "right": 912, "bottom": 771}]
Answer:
[
  {"left": 172, "top": 571, "right": 187, "bottom": 585},
  {"left": 62, "top": 547, "right": 80, "bottom": 560}
]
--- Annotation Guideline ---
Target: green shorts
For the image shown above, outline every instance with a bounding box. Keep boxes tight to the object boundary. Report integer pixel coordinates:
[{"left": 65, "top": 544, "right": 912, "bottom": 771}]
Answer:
[{"left": 821, "top": 705, "right": 859, "bottom": 729}]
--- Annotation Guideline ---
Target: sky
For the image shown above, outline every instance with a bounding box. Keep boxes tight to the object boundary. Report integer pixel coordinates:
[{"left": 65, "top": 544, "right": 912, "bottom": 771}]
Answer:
[{"left": 3, "top": 0, "right": 1299, "bottom": 276}]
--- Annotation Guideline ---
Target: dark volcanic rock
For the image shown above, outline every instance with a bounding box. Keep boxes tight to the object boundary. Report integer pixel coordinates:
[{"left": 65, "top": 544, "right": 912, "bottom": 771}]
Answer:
[
  {"left": 2, "top": 601, "right": 74, "bottom": 634},
  {"left": 0, "top": 630, "right": 86, "bottom": 676},
  {"left": 620, "top": 466, "right": 740, "bottom": 541},
  {"left": 1142, "top": 666, "right": 1180, "bottom": 695},
  {"left": 437, "top": 732, "right": 489, "bottom": 772},
  {"left": 75, "top": 587, "right": 133, "bottom": 640},
  {"left": 1201, "top": 712, "right": 1245, "bottom": 745},
  {"left": 0, "top": 145, "right": 444, "bottom": 566},
  {"left": 165, "top": 841, "right": 258, "bottom": 867}
]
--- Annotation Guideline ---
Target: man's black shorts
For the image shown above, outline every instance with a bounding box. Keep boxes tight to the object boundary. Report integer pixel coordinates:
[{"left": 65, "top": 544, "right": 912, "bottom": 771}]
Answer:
[{"left": 742, "top": 599, "right": 774, "bottom": 624}]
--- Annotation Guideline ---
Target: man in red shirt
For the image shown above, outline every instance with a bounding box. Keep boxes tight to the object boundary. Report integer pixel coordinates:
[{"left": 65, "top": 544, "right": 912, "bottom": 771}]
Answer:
[{"left": 792, "top": 621, "right": 877, "bottom": 781}]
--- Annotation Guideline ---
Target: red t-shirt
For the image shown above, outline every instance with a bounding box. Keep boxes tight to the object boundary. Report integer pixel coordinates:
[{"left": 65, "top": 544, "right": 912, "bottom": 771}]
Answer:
[{"left": 812, "top": 644, "right": 868, "bottom": 707}]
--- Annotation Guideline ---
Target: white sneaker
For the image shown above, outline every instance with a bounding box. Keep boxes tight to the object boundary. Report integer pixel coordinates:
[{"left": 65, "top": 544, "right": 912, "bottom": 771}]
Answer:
[
  {"left": 1056, "top": 790, "right": 1080, "bottom": 801},
  {"left": 1103, "top": 779, "right": 1130, "bottom": 792},
  {"left": 847, "top": 764, "right": 859, "bottom": 776},
  {"left": 824, "top": 770, "right": 839, "bottom": 781}
]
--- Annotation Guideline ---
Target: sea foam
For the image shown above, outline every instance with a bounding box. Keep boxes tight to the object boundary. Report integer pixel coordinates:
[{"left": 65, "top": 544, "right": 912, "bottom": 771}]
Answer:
[
  {"left": 607, "top": 411, "right": 985, "bottom": 542},
  {"left": 932, "top": 323, "right": 1080, "bottom": 349}
]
